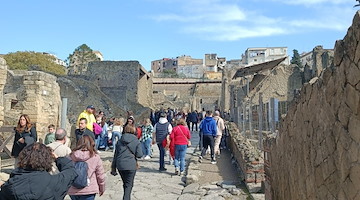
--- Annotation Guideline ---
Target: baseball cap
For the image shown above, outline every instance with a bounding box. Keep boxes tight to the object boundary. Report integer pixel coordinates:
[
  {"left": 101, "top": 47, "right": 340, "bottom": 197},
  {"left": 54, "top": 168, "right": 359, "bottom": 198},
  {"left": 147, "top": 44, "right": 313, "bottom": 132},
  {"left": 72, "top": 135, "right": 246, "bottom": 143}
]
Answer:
[{"left": 86, "top": 105, "right": 95, "bottom": 109}]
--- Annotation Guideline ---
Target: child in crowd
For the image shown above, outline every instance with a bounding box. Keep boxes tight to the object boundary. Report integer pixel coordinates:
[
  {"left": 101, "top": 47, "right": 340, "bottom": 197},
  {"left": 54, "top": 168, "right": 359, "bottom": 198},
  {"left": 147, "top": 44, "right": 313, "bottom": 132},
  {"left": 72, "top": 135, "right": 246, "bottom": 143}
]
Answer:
[{"left": 44, "top": 124, "right": 56, "bottom": 145}]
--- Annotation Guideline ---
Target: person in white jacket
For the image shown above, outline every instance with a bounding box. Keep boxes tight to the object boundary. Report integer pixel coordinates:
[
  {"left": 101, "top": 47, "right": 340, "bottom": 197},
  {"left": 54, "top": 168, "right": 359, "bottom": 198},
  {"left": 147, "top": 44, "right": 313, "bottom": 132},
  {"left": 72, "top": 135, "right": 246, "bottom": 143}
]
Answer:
[{"left": 213, "top": 111, "right": 225, "bottom": 156}]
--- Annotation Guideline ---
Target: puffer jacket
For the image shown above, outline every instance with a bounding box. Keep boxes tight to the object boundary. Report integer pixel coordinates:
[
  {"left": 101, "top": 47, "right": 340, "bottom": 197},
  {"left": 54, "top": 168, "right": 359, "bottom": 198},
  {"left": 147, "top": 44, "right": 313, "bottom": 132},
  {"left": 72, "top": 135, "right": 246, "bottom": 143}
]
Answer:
[
  {"left": 0, "top": 157, "right": 77, "bottom": 200},
  {"left": 112, "top": 133, "right": 143, "bottom": 171},
  {"left": 67, "top": 150, "right": 105, "bottom": 196}
]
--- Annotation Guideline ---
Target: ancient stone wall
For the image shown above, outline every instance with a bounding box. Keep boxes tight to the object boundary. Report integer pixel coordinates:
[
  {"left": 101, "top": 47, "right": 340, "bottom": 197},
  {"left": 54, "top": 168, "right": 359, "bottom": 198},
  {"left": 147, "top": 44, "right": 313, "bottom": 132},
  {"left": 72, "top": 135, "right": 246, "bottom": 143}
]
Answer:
[
  {"left": 0, "top": 58, "right": 7, "bottom": 126},
  {"left": 0, "top": 59, "right": 61, "bottom": 140},
  {"left": 268, "top": 11, "right": 360, "bottom": 200}
]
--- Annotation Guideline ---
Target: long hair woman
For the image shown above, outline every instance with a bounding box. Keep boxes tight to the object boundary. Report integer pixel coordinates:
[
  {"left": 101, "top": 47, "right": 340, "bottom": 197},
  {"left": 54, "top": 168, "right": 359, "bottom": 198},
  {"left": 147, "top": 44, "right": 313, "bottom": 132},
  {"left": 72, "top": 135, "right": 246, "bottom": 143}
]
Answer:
[
  {"left": 0, "top": 143, "right": 77, "bottom": 199},
  {"left": 68, "top": 135, "right": 105, "bottom": 200},
  {"left": 111, "top": 125, "right": 143, "bottom": 200},
  {"left": 170, "top": 118, "right": 191, "bottom": 176},
  {"left": 11, "top": 114, "right": 37, "bottom": 167},
  {"left": 112, "top": 117, "right": 124, "bottom": 152}
]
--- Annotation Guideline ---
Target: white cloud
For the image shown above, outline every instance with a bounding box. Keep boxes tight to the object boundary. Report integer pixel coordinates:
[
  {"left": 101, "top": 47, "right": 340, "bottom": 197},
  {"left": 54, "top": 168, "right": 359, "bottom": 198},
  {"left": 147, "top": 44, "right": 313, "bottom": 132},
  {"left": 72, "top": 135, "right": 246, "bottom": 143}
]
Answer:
[
  {"left": 150, "top": 0, "right": 354, "bottom": 41},
  {"left": 273, "top": 0, "right": 352, "bottom": 5}
]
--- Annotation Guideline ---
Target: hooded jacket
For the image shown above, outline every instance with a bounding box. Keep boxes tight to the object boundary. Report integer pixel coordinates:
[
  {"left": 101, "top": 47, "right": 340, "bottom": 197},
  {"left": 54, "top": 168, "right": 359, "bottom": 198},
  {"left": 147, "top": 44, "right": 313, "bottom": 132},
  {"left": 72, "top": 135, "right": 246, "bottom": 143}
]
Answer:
[
  {"left": 199, "top": 117, "right": 217, "bottom": 136},
  {"left": 0, "top": 157, "right": 77, "bottom": 200},
  {"left": 112, "top": 133, "right": 143, "bottom": 171},
  {"left": 67, "top": 150, "right": 105, "bottom": 196}
]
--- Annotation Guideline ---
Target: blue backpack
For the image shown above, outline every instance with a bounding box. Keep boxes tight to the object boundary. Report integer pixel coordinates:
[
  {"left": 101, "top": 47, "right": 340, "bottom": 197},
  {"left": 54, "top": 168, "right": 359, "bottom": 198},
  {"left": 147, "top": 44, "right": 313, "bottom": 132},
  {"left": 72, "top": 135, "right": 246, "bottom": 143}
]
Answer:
[{"left": 72, "top": 161, "right": 89, "bottom": 189}]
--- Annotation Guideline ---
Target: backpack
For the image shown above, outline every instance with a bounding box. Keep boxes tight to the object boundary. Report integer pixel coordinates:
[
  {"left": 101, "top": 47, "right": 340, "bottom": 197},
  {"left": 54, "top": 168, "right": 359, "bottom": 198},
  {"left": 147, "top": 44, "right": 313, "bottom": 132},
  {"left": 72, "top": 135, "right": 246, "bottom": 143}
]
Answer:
[
  {"left": 72, "top": 161, "right": 89, "bottom": 189},
  {"left": 93, "top": 122, "right": 102, "bottom": 135}
]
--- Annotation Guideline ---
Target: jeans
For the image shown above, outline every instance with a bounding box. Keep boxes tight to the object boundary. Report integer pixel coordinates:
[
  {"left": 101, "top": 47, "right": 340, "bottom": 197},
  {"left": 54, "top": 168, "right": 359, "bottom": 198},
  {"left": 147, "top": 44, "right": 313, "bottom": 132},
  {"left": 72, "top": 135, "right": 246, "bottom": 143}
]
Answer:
[
  {"left": 141, "top": 138, "right": 152, "bottom": 156},
  {"left": 70, "top": 194, "right": 96, "bottom": 200},
  {"left": 201, "top": 134, "right": 215, "bottom": 160},
  {"left": 95, "top": 135, "right": 100, "bottom": 150},
  {"left": 112, "top": 131, "right": 122, "bottom": 152},
  {"left": 157, "top": 143, "right": 166, "bottom": 169},
  {"left": 174, "top": 144, "right": 187, "bottom": 172},
  {"left": 119, "top": 170, "right": 136, "bottom": 200}
]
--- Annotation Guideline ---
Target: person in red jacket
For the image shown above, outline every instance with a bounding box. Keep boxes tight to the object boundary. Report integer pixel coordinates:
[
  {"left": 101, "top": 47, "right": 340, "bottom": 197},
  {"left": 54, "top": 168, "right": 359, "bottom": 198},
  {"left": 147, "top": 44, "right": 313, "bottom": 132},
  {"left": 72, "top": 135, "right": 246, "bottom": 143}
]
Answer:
[{"left": 170, "top": 118, "right": 191, "bottom": 176}]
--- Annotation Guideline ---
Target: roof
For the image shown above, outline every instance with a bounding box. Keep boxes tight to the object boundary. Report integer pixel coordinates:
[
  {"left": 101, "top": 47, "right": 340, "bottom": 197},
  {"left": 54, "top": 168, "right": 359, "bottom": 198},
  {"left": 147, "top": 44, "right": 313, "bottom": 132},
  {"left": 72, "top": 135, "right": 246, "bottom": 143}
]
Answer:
[{"left": 232, "top": 57, "right": 287, "bottom": 79}]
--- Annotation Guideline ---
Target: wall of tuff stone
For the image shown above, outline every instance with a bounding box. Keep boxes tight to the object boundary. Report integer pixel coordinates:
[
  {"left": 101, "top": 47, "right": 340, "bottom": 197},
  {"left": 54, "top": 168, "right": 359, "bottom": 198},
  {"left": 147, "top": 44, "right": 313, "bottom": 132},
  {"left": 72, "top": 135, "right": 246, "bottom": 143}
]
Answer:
[
  {"left": 268, "top": 11, "right": 360, "bottom": 200},
  {"left": 0, "top": 57, "right": 61, "bottom": 140}
]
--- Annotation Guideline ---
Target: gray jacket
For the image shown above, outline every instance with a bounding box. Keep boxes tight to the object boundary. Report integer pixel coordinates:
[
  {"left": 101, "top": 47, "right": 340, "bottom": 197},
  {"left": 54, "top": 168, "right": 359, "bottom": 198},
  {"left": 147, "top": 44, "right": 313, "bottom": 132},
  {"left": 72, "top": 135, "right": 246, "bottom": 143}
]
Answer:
[{"left": 112, "top": 133, "right": 143, "bottom": 171}]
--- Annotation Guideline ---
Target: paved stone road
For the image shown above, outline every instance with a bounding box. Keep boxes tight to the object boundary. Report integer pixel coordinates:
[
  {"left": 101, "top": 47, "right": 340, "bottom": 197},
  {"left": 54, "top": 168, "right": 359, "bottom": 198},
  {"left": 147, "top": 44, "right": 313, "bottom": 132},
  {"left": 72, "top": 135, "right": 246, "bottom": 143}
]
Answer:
[{"left": 64, "top": 131, "right": 199, "bottom": 200}]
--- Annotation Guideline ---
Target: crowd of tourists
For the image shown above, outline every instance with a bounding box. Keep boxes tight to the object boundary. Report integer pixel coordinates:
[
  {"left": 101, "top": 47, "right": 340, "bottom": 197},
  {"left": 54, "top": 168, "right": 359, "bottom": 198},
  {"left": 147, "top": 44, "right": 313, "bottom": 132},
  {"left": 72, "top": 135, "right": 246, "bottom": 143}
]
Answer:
[{"left": 0, "top": 105, "right": 228, "bottom": 200}]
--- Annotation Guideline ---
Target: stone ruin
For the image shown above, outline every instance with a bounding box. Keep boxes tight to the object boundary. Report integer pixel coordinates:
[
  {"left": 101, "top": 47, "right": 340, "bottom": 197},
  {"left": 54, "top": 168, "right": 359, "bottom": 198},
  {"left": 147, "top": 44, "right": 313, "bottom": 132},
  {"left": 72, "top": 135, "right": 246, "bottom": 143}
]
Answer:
[{"left": 266, "top": 11, "right": 360, "bottom": 200}]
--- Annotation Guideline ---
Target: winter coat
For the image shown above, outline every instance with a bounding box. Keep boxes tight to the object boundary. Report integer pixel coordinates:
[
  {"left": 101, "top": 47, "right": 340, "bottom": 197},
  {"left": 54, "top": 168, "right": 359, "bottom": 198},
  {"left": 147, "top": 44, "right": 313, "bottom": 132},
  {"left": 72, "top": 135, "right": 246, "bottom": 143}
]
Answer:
[
  {"left": 199, "top": 117, "right": 217, "bottom": 136},
  {"left": 75, "top": 128, "right": 95, "bottom": 143},
  {"left": 213, "top": 116, "right": 225, "bottom": 136},
  {"left": 0, "top": 157, "right": 77, "bottom": 200},
  {"left": 188, "top": 112, "right": 199, "bottom": 123},
  {"left": 67, "top": 150, "right": 105, "bottom": 196},
  {"left": 11, "top": 126, "right": 37, "bottom": 157},
  {"left": 112, "top": 133, "right": 143, "bottom": 171},
  {"left": 170, "top": 125, "right": 191, "bottom": 145}
]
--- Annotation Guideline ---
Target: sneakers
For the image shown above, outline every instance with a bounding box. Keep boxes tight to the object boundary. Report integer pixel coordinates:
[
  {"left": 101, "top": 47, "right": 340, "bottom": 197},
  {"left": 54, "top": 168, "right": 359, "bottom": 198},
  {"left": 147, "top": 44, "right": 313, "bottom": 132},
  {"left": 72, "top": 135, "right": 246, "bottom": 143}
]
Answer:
[
  {"left": 159, "top": 167, "right": 167, "bottom": 172},
  {"left": 175, "top": 168, "right": 179, "bottom": 175},
  {"left": 179, "top": 171, "right": 185, "bottom": 176},
  {"left": 198, "top": 156, "right": 203, "bottom": 163},
  {"left": 211, "top": 159, "right": 217, "bottom": 164},
  {"left": 144, "top": 155, "right": 151, "bottom": 160}
]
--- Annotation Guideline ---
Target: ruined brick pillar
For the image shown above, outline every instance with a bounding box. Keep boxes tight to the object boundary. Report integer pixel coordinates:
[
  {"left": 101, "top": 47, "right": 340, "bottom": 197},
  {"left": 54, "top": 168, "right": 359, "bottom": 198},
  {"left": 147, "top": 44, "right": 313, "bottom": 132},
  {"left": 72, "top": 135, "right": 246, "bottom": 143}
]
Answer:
[
  {"left": 22, "top": 71, "right": 61, "bottom": 140},
  {"left": 0, "top": 58, "right": 7, "bottom": 126}
]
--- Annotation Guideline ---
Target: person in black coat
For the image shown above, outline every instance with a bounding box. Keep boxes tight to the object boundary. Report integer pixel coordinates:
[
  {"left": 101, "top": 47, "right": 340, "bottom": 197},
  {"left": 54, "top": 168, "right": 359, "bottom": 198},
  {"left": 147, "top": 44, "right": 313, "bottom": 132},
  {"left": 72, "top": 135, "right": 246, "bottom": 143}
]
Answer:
[
  {"left": 0, "top": 142, "right": 77, "bottom": 200},
  {"left": 11, "top": 114, "right": 37, "bottom": 167},
  {"left": 75, "top": 118, "right": 95, "bottom": 142},
  {"left": 111, "top": 124, "right": 143, "bottom": 200}
]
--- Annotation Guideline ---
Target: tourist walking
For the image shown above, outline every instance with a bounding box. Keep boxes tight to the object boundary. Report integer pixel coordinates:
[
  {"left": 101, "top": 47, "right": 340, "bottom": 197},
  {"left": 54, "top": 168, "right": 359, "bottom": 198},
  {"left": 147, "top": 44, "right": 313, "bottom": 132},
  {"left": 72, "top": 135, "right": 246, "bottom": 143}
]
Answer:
[
  {"left": 170, "top": 118, "right": 191, "bottom": 176},
  {"left": 111, "top": 125, "right": 143, "bottom": 200},
  {"left": 213, "top": 111, "right": 225, "bottom": 156},
  {"left": 44, "top": 124, "right": 56, "bottom": 145},
  {"left": 75, "top": 118, "right": 95, "bottom": 143},
  {"left": 199, "top": 111, "right": 217, "bottom": 164},
  {"left": 47, "top": 128, "right": 72, "bottom": 174},
  {"left": 188, "top": 110, "right": 199, "bottom": 131},
  {"left": 140, "top": 118, "right": 153, "bottom": 159},
  {"left": 153, "top": 112, "right": 172, "bottom": 171},
  {"left": 77, "top": 105, "right": 96, "bottom": 132},
  {"left": 68, "top": 135, "right": 105, "bottom": 200},
  {"left": 0, "top": 143, "right": 77, "bottom": 200},
  {"left": 11, "top": 114, "right": 37, "bottom": 167},
  {"left": 111, "top": 117, "right": 124, "bottom": 152}
]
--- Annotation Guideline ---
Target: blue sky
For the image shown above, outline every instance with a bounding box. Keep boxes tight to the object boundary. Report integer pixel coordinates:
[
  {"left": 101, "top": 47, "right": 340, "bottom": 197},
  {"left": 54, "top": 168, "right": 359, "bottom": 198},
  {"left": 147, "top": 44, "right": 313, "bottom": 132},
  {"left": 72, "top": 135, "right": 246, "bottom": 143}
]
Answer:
[{"left": 0, "top": 0, "right": 357, "bottom": 70}]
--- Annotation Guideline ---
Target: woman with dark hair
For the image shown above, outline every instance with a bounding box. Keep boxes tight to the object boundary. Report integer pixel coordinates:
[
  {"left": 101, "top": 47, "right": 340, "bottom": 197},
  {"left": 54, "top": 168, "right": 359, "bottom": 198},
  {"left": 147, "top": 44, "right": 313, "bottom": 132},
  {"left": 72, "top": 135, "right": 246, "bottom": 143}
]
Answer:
[
  {"left": 0, "top": 143, "right": 77, "bottom": 199},
  {"left": 111, "top": 125, "right": 143, "bottom": 200},
  {"left": 11, "top": 114, "right": 37, "bottom": 167},
  {"left": 170, "top": 118, "right": 191, "bottom": 176},
  {"left": 68, "top": 135, "right": 106, "bottom": 200}
]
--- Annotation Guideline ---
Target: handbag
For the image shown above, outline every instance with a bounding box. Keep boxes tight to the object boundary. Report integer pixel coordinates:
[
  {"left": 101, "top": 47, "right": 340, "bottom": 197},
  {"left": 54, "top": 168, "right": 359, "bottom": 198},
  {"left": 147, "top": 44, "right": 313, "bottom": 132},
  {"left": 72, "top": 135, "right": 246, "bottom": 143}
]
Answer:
[{"left": 179, "top": 127, "right": 191, "bottom": 147}]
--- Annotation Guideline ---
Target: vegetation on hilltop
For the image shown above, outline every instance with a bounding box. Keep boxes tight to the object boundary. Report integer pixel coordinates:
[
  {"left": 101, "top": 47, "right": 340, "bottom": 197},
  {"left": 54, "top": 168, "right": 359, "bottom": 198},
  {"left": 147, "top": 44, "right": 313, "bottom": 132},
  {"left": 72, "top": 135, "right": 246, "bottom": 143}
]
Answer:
[
  {"left": 3, "top": 51, "right": 66, "bottom": 75},
  {"left": 67, "top": 44, "right": 100, "bottom": 74},
  {"left": 290, "top": 49, "right": 303, "bottom": 68}
]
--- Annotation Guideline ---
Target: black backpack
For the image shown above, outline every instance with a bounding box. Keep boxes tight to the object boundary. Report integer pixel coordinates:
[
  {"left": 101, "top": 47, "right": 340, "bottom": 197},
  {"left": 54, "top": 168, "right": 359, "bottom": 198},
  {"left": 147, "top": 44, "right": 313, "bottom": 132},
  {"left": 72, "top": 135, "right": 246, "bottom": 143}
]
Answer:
[{"left": 72, "top": 161, "right": 89, "bottom": 189}]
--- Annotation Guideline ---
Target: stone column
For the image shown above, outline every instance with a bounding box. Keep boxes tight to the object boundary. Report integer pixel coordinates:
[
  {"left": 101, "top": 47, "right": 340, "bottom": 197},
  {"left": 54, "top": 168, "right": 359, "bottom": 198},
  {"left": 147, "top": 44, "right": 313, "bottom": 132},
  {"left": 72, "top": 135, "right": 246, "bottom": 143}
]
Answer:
[{"left": 0, "top": 58, "right": 8, "bottom": 126}]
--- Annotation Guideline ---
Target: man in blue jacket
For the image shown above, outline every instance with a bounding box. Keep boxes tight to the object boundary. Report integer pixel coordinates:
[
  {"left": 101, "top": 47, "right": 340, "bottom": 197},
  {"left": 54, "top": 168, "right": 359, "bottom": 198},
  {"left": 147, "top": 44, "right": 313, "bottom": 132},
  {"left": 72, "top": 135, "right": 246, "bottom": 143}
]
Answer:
[{"left": 199, "top": 110, "right": 217, "bottom": 164}]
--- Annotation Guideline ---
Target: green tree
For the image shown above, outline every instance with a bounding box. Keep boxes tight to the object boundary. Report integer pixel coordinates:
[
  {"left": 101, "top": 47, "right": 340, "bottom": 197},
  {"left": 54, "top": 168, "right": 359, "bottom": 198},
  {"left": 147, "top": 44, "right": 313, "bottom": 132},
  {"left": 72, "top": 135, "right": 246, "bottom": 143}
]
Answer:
[
  {"left": 3, "top": 51, "right": 66, "bottom": 75},
  {"left": 67, "top": 44, "right": 99, "bottom": 75},
  {"left": 290, "top": 49, "right": 303, "bottom": 68},
  {"left": 161, "top": 69, "right": 179, "bottom": 78}
]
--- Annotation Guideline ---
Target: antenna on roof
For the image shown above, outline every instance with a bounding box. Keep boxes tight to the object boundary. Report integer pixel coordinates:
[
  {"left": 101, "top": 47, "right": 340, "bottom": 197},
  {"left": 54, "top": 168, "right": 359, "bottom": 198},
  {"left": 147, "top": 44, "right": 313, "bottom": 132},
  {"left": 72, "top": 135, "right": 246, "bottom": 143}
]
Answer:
[{"left": 355, "top": 0, "right": 360, "bottom": 7}]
